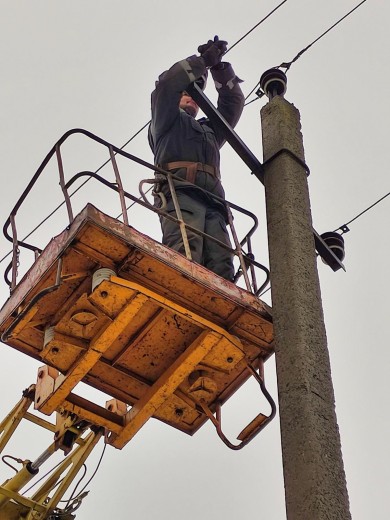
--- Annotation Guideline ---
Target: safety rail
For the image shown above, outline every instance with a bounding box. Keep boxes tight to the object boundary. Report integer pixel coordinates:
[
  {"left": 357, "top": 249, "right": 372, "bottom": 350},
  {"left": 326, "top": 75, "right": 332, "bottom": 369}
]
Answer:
[{"left": 2, "top": 128, "right": 270, "bottom": 295}]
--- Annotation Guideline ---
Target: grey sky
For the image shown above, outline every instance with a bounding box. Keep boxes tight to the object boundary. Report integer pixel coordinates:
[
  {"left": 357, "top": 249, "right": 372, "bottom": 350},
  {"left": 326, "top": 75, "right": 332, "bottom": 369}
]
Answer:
[{"left": 0, "top": 1, "right": 388, "bottom": 518}]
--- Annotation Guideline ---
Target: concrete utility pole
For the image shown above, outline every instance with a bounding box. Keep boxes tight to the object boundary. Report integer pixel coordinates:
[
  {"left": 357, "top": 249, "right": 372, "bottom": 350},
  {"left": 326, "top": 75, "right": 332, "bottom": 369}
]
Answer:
[{"left": 260, "top": 73, "right": 351, "bottom": 519}]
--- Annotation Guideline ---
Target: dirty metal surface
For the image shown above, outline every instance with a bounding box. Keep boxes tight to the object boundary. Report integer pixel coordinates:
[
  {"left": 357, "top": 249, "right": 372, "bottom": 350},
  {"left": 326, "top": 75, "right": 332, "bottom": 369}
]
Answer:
[{"left": 0, "top": 204, "right": 274, "bottom": 442}]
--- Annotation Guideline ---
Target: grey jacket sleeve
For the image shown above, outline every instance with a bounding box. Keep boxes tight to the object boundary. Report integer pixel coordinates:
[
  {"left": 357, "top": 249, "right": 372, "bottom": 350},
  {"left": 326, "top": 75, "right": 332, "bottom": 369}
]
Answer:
[
  {"left": 150, "top": 55, "right": 207, "bottom": 146},
  {"left": 209, "top": 62, "right": 245, "bottom": 147}
]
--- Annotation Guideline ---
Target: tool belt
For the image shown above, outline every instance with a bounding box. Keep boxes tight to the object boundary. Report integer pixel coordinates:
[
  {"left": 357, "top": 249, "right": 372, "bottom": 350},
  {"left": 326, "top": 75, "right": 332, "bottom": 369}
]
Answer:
[{"left": 161, "top": 161, "right": 220, "bottom": 184}]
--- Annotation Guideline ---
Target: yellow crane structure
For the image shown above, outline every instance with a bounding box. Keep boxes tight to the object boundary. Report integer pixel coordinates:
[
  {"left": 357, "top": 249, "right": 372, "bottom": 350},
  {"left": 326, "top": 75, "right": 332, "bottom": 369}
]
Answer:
[{"left": 0, "top": 128, "right": 275, "bottom": 519}]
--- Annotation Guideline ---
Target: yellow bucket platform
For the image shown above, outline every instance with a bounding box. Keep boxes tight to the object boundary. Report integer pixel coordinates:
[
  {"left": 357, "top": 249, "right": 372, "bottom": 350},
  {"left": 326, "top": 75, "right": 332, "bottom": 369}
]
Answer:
[{"left": 0, "top": 204, "right": 274, "bottom": 449}]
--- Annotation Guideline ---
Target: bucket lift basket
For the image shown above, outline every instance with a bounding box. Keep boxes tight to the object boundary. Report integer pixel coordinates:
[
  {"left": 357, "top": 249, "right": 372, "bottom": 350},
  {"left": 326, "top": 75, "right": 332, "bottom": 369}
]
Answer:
[{"left": 0, "top": 129, "right": 275, "bottom": 450}]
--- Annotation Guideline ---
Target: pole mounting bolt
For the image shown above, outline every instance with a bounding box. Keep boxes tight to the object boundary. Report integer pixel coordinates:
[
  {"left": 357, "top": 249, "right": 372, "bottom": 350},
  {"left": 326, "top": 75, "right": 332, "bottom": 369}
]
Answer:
[{"left": 260, "top": 68, "right": 287, "bottom": 99}]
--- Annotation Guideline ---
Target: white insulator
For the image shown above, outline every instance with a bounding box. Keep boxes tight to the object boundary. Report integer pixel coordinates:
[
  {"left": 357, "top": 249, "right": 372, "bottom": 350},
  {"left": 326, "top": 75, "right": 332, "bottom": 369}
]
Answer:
[
  {"left": 43, "top": 326, "right": 55, "bottom": 347},
  {"left": 92, "top": 268, "right": 116, "bottom": 291}
]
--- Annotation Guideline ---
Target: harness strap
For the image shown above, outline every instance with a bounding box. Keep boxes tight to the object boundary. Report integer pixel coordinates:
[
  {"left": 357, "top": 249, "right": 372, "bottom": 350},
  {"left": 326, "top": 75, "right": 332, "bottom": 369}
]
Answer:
[{"left": 161, "top": 161, "right": 220, "bottom": 183}]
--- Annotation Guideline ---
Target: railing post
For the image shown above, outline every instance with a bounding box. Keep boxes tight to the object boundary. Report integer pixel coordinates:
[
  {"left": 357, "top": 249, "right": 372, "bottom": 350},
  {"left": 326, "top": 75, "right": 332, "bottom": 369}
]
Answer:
[
  {"left": 56, "top": 145, "right": 74, "bottom": 224},
  {"left": 109, "top": 146, "right": 129, "bottom": 226}
]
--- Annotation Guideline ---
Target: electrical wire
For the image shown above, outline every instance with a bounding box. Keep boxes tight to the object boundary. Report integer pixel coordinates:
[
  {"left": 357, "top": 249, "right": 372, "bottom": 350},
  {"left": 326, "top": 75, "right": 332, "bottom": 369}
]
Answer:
[
  {"left": 244, "top": 0, "right": 368, "bottom": 105},
  {"left": 277, "top": 0, "right": 367, "bottom": 71},
  {"left": 0, "top": 0, "right": 382, "bottom": 274},
  {"left": 64, "top": 463, "right": 88, "bottom": 507},
  {"left": 0, "top": 2, "right": 288, "bottom": 265},
  {"left": 224, "top": 0, "right": 288, "bottom": 56},
  {"left": 0, "top": 0, "right": 374, "bottom": 266},
  {"left": 22, "top": 458, "right": 66, "bottom": 494},
  {"left": 21, "top": 442, "right": 105, "bottom": 511},
  {"left": 0, "top": 120, "right": 150, "bottom": 266},
  {"left": 236, "top": 0, "right": 388, "bottom": 241},
  {"left": 259, "top": 190, "right": 390, "bottom": 298},
  {"left": 334, "top": 191, "right": 390, "bottom": 234}
]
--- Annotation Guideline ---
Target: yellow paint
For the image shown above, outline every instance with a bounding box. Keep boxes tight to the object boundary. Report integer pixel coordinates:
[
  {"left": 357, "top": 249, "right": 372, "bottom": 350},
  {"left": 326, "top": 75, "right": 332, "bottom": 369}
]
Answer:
[
  {"left": 38, "top": 293, "right": 149, "bottom": 414},
  {"left": 110, "top": 330, "right": 223, "bottom": 448},
  {"left": 110, "top": 276, "right": 244, "bottom": 351}
]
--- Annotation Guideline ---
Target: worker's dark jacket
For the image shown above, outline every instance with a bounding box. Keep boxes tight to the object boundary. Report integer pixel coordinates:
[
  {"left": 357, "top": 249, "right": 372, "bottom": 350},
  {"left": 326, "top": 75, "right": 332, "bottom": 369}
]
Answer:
[{"left": 148, "top": 55, "right": 244, "bottom": 212}]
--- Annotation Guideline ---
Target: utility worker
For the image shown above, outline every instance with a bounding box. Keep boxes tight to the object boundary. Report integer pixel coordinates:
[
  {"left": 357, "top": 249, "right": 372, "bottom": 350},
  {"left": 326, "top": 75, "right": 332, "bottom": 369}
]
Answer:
[{"left": 148, "top": 36, "right": 244, "bottom": 281}]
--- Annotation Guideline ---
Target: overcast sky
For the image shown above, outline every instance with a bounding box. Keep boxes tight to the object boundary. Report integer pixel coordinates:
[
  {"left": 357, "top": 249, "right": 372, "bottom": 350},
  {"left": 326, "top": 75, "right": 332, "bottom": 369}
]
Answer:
[{"left": 0, "top": 1, "right": 388, "bottom": 519}]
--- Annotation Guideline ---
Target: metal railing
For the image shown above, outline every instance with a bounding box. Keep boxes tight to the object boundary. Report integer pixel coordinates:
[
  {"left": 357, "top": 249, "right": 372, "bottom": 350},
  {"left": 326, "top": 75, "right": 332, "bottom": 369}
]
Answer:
[{"left": 2, "top": 128, "right": 270, "bottom": 295}]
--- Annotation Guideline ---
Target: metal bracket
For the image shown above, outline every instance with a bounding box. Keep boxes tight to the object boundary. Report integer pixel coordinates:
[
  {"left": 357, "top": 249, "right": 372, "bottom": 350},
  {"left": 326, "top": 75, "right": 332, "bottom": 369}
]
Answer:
[
  {"left": 187, "top": 82, "right": 264, "bottom": 183},
  {"left": 263, "top": 147, "right": 310, "bottom": 176},
  {"left": 187, "top": 83, "right": 345, "bottom": 272}
]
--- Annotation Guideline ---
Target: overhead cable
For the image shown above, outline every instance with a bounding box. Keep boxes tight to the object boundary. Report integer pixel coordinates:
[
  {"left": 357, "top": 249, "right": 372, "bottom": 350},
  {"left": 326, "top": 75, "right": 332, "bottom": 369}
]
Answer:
[
  {"left": 0, "top": 2, "right": 288, "bottom": 263},
  {"left": 0, "top": 121, "right": 150, "bottom": 265},
  {"left": 259, "top": 188, "right": 389, "bottom": 298},
  {"left": 225, "top": 0, "right": 288, "bottom": 56},
  {"left": 278, "top": 0, "right": 368, "bottom": 72},
  {"left": 335, "top": 191, "right": 390, "bottom": 234},
  {"left": 245, "top": 0, "right": 368, "bottom": 105}
]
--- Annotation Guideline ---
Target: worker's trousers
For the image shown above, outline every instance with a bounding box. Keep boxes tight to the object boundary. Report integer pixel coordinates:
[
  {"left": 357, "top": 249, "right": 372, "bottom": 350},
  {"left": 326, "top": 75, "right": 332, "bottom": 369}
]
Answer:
[{"left": 160, "top": 191, "right": 234, "bottom": 282}]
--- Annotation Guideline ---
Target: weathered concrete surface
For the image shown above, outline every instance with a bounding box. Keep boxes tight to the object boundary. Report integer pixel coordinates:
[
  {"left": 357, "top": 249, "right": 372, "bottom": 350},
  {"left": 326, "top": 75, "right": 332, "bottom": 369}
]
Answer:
[{"left": 261, "top": 96, "right": 351, "bottom": 520}]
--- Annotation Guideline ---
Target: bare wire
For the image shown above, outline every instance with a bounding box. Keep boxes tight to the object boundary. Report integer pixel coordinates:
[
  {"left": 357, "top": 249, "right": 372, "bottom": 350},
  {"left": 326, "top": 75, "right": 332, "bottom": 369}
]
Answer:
[
  {"left": 225, "top": 0, "right": 288, "bottom": 56},
  {"left": 244, "top": 0, "right": 368, "bottom": 105},
  {"left": 0, "top": 0, "right": 371, "bottom": 265},
  {"left": 277, "top": 0, "right": 368, "bottom": 71},
  {"left": 335, "top": 191, "right": 390, "bottom": 234},
  {"left": 0, "top": 120, "right": 150, "bottom": 265},
  {"left": 0, "top": 5, "right": 289, "bottom": 264}
]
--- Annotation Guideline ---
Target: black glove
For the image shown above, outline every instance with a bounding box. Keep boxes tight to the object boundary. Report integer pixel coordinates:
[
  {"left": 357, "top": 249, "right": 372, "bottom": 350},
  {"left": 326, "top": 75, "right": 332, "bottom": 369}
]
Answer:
[{"left": 198, "top": 35, "right": 227, "bottom": 68}]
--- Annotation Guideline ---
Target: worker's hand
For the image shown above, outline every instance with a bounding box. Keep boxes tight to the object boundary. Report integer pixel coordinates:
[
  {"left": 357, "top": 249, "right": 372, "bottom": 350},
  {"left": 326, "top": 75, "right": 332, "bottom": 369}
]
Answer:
[{"left": 198, "top": 35, "right": 227, "bottom": 68}]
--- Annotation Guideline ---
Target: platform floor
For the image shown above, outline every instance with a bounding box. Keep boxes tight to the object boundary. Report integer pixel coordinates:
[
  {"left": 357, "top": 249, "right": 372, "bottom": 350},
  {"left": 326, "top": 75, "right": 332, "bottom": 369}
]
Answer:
[{"left": 0, "top": 204, "right": 274, "bottom": 442}]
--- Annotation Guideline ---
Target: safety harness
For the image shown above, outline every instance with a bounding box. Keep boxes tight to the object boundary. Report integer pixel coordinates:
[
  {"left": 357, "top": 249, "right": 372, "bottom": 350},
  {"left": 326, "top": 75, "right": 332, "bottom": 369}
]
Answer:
[{"left": 161, "top": 161, "right": 220, "bottom": 183}]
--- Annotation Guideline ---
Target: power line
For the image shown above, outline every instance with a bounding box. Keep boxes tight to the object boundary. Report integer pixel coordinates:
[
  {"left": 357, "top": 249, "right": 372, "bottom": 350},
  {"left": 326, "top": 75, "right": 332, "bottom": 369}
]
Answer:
[
  {"left": 1, "top": 2, "right": 288, "bottom": 265},
  {"left": 0, "top": 0, "right": 376, "bottom": 268},
  {"left": 225, "top": 0, "right": 288, "bottom": 56},
  {"left": 245, "top": 0, "right": 368, "bottom": 105},
  {"left": 278, "top": 0, "right": 368, "bottom": 71},
  {"left": 0, "top": 121, "right": 150, "bottom": 265},
  {"left": 335, "top": 191, "right": 390, "bottom": 234},
  {"left": 259, "top": 189, "right": 390, "bottom": 298}
]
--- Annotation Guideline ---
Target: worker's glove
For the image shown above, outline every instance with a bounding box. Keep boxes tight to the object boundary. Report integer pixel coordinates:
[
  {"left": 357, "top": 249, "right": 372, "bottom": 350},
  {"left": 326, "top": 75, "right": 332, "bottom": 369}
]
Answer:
[{"left": 198, "top": 35, "right": 227, "bottom": 68}]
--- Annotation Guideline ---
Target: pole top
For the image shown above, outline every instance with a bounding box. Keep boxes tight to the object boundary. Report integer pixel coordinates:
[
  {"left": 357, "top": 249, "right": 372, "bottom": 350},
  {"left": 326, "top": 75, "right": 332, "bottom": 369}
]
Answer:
[{"left": 260, "top": 68, "right": 287, "bottom": 99}]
